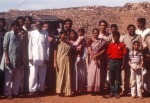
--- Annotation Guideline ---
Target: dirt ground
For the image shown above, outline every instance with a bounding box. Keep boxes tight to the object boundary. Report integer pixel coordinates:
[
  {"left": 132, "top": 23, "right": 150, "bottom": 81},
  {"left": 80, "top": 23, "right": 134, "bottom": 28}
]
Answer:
[{"left": 1, "top": 92, "right": 150, "bottom": 103}]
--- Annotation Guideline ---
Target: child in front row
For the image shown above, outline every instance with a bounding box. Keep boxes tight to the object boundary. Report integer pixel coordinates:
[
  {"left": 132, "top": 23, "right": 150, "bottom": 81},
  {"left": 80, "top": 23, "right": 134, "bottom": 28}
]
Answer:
[
  {"left": 107, "top": 31, "right": 126, "bottom": 99},
  {"left": 129, "top": 41, "right": 143, "bottom": 99}
]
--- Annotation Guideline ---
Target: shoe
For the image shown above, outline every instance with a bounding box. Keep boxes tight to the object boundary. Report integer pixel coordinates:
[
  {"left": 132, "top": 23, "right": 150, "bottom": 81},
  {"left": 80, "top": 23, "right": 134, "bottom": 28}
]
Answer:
[
  {"left": 57, "top": 93, "right": 63, "bottom": 97},
  {"left": 13, "top": 95, "right": 19, "bottom": 98},
  {"left": 119, "top": 91, "right": 128, "bottom": 96},
  {"left": 19, "top": 93, "right": 25, "bottom": 97},
  {"left": 139, "top": 96, "right": 143, "bottom": 99},
  {"left": 6, "top": 96, "right": 13, "bottom": 99},
  {"left": 115, "top": 94, "right": 120, "bottom": 99},
  {"left": 91, "top": 92, "right": 96, "bottom": 96},
  {"left": 132, "top": 95, "right": 136, "bottom": 99},
  {"left": 28, "top": 92, "right": 36, "bottom": 96},
  {"left": 102, "top": 94, "right": 113, "bottom": 98},
  {"left": 109, "top": 93, "right": 113, "bottom": 98}
]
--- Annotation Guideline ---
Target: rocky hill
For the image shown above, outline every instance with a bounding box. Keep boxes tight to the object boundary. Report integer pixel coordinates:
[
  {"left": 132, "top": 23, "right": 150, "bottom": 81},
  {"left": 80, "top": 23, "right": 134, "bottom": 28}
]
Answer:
[{"left": 0, "top": 2, "right": 150, "bottom": 37}]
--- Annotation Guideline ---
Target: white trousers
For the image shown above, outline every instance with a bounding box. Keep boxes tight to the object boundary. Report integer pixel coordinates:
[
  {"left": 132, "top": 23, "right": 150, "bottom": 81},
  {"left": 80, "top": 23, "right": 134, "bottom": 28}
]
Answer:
[
  {"left": 4, "top": 69, "right": 20, "bottom": 96},
  {"left": 130, "top": 64, "right": 142, "bottom": 97},
  {"left": 29, "top": 65, "right": 47, "bottom": 92}
]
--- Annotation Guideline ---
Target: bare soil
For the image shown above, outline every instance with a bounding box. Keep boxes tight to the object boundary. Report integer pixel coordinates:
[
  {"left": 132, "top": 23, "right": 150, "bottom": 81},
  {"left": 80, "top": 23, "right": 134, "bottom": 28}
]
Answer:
[{"left": 0, "top": 92, "right": 150, "bottom": 103}]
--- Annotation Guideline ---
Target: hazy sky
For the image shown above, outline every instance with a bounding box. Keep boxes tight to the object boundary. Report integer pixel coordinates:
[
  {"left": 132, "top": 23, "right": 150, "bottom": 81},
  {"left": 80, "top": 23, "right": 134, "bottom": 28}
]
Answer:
[{"left": 0, "top": 0, "right": 149, "bottom": 12}]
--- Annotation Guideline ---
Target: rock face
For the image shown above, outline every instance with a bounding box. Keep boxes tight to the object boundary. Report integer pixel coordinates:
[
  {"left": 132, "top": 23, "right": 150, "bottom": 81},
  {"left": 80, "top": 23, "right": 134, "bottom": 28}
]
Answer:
[{"left": 0, "top": 2, "right": 150, "bottom": 38}]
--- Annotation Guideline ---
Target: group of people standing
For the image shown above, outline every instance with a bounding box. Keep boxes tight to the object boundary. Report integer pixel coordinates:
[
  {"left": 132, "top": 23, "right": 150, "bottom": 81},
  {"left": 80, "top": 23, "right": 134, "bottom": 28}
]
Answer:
[
  {"left": 0, "top": 16, "right": 150, "bottom": 100},
  {"left": 0, "top": 16, "right": 49, "bottom": 99}
]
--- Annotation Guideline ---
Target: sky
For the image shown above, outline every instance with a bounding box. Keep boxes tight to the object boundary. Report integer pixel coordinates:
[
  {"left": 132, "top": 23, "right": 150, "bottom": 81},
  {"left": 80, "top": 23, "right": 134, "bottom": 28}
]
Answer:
[{"left": 0, "top": 0, "right": 149, "bottom": 12}]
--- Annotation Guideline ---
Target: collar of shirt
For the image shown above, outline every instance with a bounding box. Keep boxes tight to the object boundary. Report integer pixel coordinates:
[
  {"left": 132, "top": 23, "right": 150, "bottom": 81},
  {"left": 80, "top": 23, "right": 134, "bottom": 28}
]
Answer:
[{"left": 112, "top": 42, "right": 121, "bottom": 45}]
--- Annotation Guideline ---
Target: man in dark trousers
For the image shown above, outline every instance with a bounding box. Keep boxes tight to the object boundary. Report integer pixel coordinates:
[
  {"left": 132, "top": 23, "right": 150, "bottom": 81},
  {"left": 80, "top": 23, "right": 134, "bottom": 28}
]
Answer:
[{"left": 0, "top": 18, "right": 7, "bottom": 95}]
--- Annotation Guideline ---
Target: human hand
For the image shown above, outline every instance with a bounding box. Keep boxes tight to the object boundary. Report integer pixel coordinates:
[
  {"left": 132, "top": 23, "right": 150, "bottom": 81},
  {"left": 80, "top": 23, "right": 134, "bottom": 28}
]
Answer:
[
  {"left": 29, "top": 59, "right": 33, "bottom": 65},
  {"left": 5, "top": 59, "right": 11, "bottom": 68},
  {"left": 54, "top": 63, "right": 59, "bottom": 72},
  {"left": 76, "top": 45, "right": 82, "bottom": 51},
  {"left": 94, "top": 60, "right": 98, "bottom": 65},
  {"left": 136, "top": 67, "right": 141, "bottom": 70},
  {"left": 107, "top": 65, "right": 109, "bottom": 70},
  {"left": 92, "top": 55, "right": 97, "bottom": 60},
  {"left": 121, "top": 65, "right": 124, "bottom": 70},
  {"left": 76, "top": 56, "right": 81, "bottom": 64},
  {"left": 132, "top": 68, "right": 137, "bottom": 72}
]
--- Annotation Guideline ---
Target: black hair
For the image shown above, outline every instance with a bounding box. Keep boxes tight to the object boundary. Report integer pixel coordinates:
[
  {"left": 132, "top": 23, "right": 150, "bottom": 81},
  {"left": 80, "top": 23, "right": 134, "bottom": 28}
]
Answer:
[
  {"left": 65, "top": 19, "right": 73, "bottom": 26},
  {"left": 112, "top": 31, "right": 120, "bottom": 38},
  {"left": 110, "top": 24, "right": 118, "bottom": 30},
  {"left": 11, "top": 21, "right": 20, "bottom": 27},
  {"left": 0, "top": 18, "right": 6, "bottom": 23},
  {"left": 132, "top": 41, "right": 140, "bottom": 51},
  {"left": 0, "top": 18, "right": 6, "bottom": 26},
  {"left": 59, "top": 30, "right": 67, "bottom": 35},
  {"left": 24, "top": 16, "right": 33, "bottom": 23},
  {"left": 133, "top": 41, "right": 140, "bottom": 46},
  {"left": 137, "top": 18, "right": 146, "bottom": 26},
  {"left": 99, "top": 20, "right": 108, "bottom": 27},
  {"left": 16, "top": 16, "right": 25, "bottom": 23},
  {"left": 127, "top": 24, "right": 136, "bottom": 30},
  {"left": 78, "top": 28, "right": 85, "bottom": 35},
  {"left": 70, "top": 30, "right": 78, "bottom": 40},
  {"left": 92, "top": 28, "right": 99, "bottom": 34},
  {"left": 37, "top": 21, "right": 49, "bottom": 31}
]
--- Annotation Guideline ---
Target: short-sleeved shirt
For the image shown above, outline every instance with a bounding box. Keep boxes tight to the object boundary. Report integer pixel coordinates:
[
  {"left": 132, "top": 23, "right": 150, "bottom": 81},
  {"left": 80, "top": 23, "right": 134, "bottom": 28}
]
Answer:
[
  {"left": 129, "top": 51, "right": 143, "bottom": 64},
  {"left": 107, "top": 42, "right": 126, "bottom": 59},
  {"left": 123, "top": 34, "right": 142, "bottom": 51}
]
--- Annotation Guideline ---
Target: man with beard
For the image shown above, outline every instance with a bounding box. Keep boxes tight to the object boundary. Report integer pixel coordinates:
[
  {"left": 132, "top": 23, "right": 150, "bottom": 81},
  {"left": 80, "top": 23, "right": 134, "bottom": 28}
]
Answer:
[
  {"left": 63, "top": 19, "right": 75, "bottom": 41},
  {"left": 121, "top": 24, "right": 142, "bottom": 96}
]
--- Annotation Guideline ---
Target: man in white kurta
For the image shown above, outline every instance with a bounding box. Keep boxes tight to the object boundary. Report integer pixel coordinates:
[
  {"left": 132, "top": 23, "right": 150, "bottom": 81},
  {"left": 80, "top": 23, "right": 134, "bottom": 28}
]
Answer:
[{"left": 28, "top": 23, "right": 49, "bottom": 93}]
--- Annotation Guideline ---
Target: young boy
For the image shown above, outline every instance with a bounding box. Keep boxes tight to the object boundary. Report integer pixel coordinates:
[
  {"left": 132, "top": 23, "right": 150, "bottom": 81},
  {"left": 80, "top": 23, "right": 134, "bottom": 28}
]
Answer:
[{"left": 107, "top": 31, "right": 126, "bottom": 98}]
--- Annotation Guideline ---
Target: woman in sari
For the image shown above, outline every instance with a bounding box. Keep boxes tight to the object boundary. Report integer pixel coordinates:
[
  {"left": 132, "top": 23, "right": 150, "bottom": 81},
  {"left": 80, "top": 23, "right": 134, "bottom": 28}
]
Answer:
[
  {"left": 54, "top": 30, "right": 72, "bottom": 96},
  {"left": 73, "top": 28, "right": 87, "bottom": 94},
  {"left": 68, "top": 30, "right": 78, "bottom": 93},
  {"left": 87, "top": 28, "right": 106, "bottom": 95}
]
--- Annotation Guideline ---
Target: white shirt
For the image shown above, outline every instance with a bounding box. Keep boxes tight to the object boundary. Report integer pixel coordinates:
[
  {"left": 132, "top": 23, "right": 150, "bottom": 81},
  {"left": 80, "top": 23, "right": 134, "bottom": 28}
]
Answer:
[
  {"left": 136, "top": 28, "right": 150, "bottom": 42},
  {"left": 28, "top": 30, "right": 49, "bottom": 66},
  {"left": 22, "top": 26, "right": 34, "bottom": 39},
  {"left": 98, "top": 32, "right": 111, "bottom": 42}
]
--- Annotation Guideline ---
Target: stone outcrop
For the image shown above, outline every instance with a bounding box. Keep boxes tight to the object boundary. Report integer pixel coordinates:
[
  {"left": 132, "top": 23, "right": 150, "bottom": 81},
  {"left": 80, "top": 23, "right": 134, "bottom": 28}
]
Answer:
[{"left": 0, "top": 2, "right": 150, "bottom": 38}]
